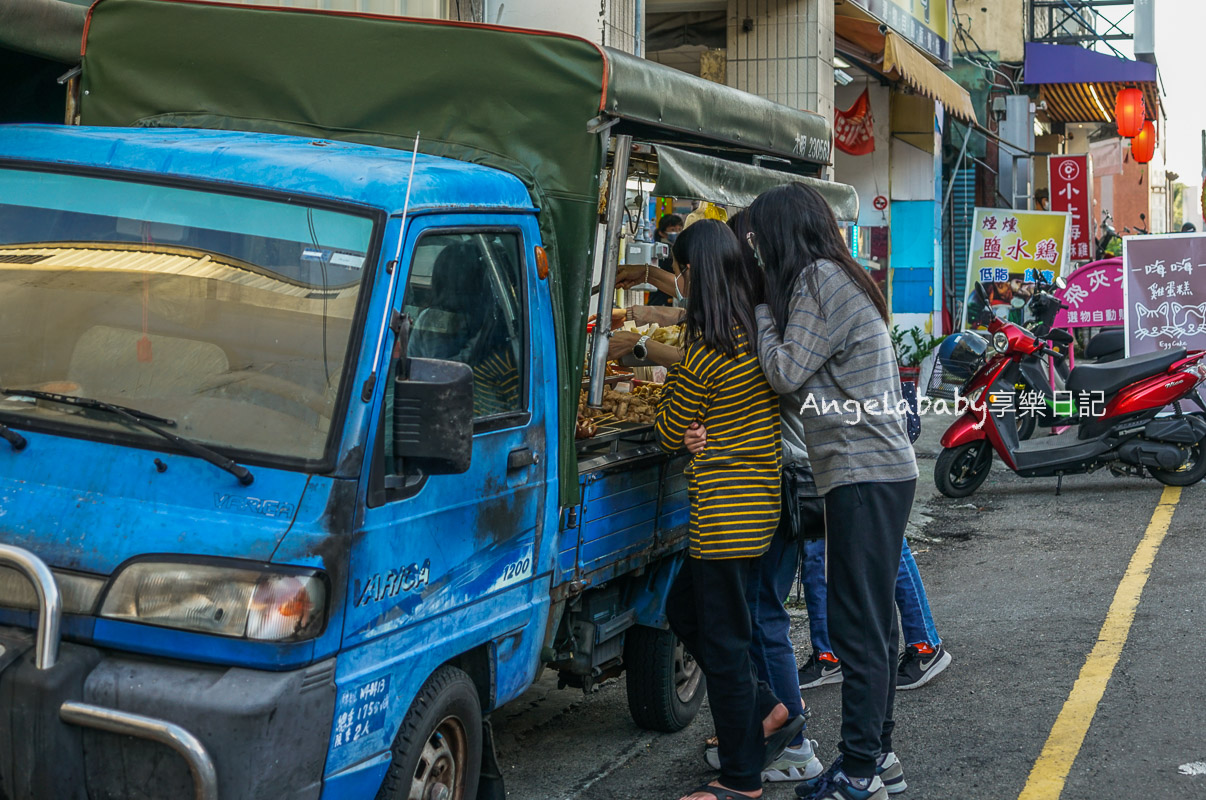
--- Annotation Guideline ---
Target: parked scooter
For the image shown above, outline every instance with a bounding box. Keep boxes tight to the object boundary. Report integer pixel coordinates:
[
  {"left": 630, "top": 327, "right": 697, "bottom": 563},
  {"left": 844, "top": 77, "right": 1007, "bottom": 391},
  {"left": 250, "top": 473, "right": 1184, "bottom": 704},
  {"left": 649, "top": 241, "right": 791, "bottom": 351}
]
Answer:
[
  {"left": 1011, "top": 274, "right": 1127, "bottom": 438},
  {"left": 1095, "top": 211, "right": 1121, "bottom": 261},
  {"left": 934, "top": 282, "right": 1206, "bottom": 497}
]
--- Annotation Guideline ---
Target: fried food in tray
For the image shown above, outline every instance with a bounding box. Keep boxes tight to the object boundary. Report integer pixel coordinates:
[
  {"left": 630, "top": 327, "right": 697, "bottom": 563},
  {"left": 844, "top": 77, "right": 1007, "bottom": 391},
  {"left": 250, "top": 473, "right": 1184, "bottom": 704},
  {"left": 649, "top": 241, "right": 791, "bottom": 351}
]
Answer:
[
  {"left": 646, "top": 323, "right": 684, "bottom": 347},
  {"left": 576, "top": 384, "right": 664, "bottom": 437}
]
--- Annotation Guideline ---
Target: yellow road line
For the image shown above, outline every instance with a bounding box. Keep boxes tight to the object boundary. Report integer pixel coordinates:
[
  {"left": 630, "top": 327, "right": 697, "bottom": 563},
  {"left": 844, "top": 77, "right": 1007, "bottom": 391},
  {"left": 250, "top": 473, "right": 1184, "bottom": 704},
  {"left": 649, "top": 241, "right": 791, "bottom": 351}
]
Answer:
[{"left": 1018, "top": 485, "right": 1182, "bottom": 800}]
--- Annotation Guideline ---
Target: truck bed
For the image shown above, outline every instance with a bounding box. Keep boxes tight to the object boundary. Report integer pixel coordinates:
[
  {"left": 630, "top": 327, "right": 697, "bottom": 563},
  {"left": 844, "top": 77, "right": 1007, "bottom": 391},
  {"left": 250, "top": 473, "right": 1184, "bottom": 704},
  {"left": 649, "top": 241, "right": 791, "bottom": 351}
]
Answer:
[{"left": 555, "top": 423, "right": 689, "bottom": 590}]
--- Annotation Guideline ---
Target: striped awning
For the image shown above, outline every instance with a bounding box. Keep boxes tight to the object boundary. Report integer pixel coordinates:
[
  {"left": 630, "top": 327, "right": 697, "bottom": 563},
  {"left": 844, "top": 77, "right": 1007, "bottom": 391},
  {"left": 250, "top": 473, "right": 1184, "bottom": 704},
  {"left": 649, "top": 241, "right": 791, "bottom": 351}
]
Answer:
[
  {"left": 1024, "top": 43, "right": 1161, "bottom": 125},
  {"left": 882, "top": 32, "right": 978, "bottom": 124},
  {"left": 1039, "top": 81, "right": 1161, "bottom": 125}
]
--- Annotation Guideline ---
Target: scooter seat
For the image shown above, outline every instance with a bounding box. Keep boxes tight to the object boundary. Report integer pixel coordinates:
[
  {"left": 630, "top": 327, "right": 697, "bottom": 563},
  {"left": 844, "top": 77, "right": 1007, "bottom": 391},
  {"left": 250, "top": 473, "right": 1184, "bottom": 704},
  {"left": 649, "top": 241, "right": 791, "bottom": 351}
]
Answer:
[
  {"left": 1066, "top": 348, "right": 1185, "bottom": 397},
  {"left": 1085, "top": 327, "right": 1124, "bottom": 362}
]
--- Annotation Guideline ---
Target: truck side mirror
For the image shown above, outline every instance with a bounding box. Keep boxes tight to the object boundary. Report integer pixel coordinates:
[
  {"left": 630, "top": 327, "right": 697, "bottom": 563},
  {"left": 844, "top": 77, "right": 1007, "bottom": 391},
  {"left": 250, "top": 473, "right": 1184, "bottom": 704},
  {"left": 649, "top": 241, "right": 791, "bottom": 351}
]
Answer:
[{"left": 393, "top": 358, "right": 475, "bottom": 476}]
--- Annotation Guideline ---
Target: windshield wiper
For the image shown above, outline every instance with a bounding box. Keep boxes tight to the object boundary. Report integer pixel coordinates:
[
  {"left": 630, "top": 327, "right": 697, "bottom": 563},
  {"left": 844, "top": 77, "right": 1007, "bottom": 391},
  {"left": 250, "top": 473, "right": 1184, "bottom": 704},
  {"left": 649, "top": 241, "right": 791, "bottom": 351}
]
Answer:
[
  {"left": 0, "top": 422, "right": 26, "bottom": 451},
  {"left": 0, "top": 388, "right": 253, "bottom": 485},
  {"left": 1, "top": 390, "right": 177, "bottom": 425}
]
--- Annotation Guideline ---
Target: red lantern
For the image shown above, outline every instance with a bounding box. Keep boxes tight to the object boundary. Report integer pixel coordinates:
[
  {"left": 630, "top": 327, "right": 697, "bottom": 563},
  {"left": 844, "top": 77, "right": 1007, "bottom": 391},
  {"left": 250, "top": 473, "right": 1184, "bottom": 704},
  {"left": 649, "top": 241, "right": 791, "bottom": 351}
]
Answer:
[
  {"left": 1131, "top": 120, "right": 1157, "bottom": 164},
  {"left": 1114, "top": 87, "right": 1146, "bottom": 138}
]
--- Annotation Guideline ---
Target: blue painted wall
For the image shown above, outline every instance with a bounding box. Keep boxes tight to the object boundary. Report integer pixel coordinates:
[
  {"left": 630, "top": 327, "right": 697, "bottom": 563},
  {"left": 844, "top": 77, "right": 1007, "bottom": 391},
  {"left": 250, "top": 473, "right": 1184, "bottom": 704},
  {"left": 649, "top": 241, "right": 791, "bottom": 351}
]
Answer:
[{"left": 890, "top": 200, "right": 937, "bottom": 314}]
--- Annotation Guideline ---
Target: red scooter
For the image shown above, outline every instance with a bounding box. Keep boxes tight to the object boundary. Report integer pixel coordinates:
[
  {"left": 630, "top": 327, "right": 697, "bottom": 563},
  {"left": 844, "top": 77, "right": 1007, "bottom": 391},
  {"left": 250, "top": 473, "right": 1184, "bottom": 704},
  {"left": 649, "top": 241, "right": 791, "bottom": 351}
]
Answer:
[{"left": 934, "top": 282, "right": 1206, "bottom": 497}]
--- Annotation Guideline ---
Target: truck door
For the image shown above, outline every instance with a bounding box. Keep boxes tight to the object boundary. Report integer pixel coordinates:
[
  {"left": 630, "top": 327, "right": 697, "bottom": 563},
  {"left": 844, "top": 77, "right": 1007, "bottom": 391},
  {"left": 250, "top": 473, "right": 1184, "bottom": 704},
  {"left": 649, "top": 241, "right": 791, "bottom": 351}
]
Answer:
[{"left": 345, "top": 215, "right": 551, "bottom": 675}]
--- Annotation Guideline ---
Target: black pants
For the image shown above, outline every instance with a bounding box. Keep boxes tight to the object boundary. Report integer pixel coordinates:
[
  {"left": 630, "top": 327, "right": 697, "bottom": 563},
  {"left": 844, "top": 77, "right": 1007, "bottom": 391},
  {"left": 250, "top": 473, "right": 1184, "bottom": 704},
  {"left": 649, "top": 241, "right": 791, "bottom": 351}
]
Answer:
[
  {"left": 666, "top": 555, "right": 781, "bottom": 792},
  {"left": 824, "top": 479, "right": 916, "bottom": 778}
]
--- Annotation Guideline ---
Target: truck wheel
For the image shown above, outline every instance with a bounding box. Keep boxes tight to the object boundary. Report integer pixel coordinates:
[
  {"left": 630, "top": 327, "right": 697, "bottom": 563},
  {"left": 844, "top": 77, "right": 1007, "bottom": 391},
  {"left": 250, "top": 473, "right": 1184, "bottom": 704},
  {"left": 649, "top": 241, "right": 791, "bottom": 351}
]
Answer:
[
  {"left": 935, "top": 442, "right": 992, "bottom": 498},
  {"left": 1150, "top": 442, "right": 1206, "bottom": 486},
  {"left": 625, "top": 625, "right": 705, "bottom": 733},
  {"left": 377, "top": 665, "right": 482, "bottom": 800}
]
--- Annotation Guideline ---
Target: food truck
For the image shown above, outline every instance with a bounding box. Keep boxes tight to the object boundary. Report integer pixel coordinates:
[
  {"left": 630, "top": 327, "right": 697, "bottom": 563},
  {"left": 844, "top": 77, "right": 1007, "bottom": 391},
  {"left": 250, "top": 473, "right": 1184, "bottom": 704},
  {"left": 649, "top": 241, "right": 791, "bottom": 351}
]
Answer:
[{"left": 0, "top": 2, "right": 855, "bottom": 797}]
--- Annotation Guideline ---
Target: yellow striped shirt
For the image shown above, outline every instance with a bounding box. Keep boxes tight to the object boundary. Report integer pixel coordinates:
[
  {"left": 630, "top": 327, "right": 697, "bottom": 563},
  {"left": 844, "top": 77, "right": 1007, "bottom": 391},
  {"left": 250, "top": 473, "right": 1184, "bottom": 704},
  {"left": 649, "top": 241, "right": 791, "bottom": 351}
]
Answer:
[{"left": 655, "top": 331, "right": 781, "bottom": 559}]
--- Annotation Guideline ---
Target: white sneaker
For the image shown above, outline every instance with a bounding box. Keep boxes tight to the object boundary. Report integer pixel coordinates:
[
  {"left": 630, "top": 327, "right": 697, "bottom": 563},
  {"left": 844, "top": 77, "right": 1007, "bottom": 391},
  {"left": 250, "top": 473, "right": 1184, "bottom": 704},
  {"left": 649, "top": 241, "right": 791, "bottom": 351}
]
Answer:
[
  {"left": 704, "top": 739, "right": 825, "bottom": 782},
  {"left": 876, "top": 752, "right": 908, "bottom": 795}
]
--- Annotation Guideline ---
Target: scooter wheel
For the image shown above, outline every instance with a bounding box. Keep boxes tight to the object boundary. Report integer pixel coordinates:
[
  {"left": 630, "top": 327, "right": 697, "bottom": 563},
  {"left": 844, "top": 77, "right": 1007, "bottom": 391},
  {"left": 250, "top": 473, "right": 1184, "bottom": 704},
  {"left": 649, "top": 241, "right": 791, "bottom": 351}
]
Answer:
[
  {"left": 935, "top": 442, "right": 993, "bottom": 498},
  {"left": 1149, "top": 442, "right": 1206, "bottom": 486},
  {"left": 1016, "top": 409, "right": 1037, "bottom": 442}
]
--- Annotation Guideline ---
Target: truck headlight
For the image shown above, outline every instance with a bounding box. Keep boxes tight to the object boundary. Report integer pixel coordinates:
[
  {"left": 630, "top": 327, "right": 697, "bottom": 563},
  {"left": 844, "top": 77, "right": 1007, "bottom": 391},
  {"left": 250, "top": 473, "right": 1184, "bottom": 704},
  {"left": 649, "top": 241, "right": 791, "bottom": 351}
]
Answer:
[{"left": 100, "top": 561, "right": 327, "bottom": 642}]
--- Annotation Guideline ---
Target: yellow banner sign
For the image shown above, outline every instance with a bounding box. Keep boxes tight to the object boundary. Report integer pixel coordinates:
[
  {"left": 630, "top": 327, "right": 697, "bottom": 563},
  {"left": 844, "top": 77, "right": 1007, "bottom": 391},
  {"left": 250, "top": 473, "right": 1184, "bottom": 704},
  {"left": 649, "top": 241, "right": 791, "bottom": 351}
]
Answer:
[{"left": 963, "top": 208, "right": 1072, "bottom": 330}]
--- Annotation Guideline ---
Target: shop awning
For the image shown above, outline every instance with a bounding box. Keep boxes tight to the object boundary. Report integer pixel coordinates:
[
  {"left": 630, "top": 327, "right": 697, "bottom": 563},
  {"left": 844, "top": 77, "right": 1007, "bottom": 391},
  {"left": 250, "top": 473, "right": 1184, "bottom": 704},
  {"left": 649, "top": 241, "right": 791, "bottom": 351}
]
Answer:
[
  {"left": 653, "top": 146, "right": 859, "bottom": 222},
  {"left": 882, "top": 32, "right": 977, "bottom": 124},
  {"left": 834, "top": 13, "right": 976, "bottom": 124},
  {"left": 1023, "top": 43, "right": 1161, "bottom": 124}
]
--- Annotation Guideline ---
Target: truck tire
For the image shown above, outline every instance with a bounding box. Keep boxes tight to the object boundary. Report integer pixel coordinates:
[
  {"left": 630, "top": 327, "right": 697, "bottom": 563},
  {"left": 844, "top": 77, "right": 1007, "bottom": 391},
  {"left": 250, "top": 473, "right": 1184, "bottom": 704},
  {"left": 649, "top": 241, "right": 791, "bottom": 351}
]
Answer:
[
  {"left": 1149, "top": 442, "right": 1206, "bottom": 486},
  {"left": 935, "top": 442, "right": 992, "bottom": 498},
  {"left": 377, "top": 665, "right": 482, "bottom": 800},
  {"left": 624, "top": 625, "right": 705, "bottom": 733}
]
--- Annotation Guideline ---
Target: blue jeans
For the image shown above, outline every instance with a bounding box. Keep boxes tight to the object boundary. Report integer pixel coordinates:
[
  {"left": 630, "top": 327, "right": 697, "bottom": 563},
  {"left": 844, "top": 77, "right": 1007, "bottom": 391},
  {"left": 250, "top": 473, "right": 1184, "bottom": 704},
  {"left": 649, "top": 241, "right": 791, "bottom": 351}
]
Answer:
[
  {"left": 802, "top": 536, "right": 941, "bottom": 654},
  {"left": 747, "top": 523, "right": 807, "bottom": 746}
]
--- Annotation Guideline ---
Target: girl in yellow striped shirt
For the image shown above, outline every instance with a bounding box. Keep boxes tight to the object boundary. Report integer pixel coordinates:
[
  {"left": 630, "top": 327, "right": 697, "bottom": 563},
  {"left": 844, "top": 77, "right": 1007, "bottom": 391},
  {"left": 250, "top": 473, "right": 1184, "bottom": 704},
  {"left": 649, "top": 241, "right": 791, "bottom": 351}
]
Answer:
[{"left": 656, "top": 220, "right": 803, "bottom": 800}]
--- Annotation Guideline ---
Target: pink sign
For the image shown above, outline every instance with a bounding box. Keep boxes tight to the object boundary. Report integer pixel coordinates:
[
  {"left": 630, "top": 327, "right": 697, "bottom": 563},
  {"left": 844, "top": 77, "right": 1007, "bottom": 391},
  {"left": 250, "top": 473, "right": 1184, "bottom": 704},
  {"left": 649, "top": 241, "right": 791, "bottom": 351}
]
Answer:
[
  {"left": 1052, "top": 257, "right": 1124, "bottom": 328},
  {"left": 1049, "top": 155, "right": 1094, "bottom": 262}
]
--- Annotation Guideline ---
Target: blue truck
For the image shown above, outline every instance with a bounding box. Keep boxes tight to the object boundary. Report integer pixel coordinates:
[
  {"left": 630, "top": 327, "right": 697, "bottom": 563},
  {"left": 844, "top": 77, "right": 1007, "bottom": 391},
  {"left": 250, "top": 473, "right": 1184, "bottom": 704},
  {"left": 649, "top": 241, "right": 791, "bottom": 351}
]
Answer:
[{"left": 0, "top": 2, "right": 851, "bottom": 798}]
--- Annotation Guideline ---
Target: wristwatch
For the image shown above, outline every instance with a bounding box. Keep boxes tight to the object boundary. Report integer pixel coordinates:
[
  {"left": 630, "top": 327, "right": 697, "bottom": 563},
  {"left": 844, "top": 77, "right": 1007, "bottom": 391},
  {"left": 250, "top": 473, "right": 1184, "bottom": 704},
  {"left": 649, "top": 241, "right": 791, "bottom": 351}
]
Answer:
[{"left": 632, "top": 334, "right": 651, "bottom": 360}]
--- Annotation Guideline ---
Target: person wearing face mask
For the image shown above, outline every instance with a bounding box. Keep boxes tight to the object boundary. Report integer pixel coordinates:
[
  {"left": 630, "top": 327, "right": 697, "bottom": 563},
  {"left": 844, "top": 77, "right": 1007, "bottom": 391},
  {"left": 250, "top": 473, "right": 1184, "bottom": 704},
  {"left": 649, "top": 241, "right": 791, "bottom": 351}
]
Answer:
[
  {"left": 614, "top": 213, "right": 690, "bottom": 307},
  {"left": 649, "top": 213, "right": 685, "bottom": 306},
  {"left": 691, "top": 184, "right": 918, "bottom": 800}
]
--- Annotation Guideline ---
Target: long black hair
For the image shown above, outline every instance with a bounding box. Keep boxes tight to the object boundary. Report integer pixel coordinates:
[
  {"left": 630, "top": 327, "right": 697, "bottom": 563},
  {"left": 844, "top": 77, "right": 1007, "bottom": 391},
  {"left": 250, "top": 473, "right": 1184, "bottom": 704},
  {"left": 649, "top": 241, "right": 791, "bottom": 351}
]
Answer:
[
  {"left": 674, "top": 219, "right": 764, "bottom": 358},
  {"left": 749, "top": 183, "right": 888, "bottom": 330},
  {"left": 727, "top": 209, "right": 758, "bottom": 273}
]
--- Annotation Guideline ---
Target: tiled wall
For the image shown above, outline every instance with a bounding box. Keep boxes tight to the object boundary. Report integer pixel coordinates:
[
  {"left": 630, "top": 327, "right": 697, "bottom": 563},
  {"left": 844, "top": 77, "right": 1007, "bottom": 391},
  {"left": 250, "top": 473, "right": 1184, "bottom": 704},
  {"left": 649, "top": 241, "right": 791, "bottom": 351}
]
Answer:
[{"left": 726, "top": 0, "right": 833, "bottom": 120}]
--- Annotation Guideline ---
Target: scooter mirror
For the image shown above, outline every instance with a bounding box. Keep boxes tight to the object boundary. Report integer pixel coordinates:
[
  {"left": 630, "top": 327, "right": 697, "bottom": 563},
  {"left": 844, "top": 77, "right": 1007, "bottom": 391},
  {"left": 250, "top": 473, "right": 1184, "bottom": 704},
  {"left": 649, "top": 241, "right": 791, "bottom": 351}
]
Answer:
[
  {"left": 974, "top": 281, "right": 990, "bottom": 305},
  {"left": 1054, "top": 276, "right": 1067, "bottom": 290}
]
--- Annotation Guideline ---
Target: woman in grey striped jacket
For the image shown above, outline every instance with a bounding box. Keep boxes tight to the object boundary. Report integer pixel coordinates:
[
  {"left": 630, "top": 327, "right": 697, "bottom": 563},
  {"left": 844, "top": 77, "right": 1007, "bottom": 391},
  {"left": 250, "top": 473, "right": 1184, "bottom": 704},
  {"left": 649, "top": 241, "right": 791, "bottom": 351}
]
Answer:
[{"left": 748, "top": 183, "right": 919, "bottom": 800}]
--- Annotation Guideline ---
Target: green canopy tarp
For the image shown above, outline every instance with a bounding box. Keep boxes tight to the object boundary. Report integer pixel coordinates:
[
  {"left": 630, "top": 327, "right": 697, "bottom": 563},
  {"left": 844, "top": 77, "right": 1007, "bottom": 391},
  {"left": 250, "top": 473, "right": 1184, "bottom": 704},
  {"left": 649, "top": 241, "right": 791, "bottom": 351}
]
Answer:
[
  {"left": 0, "top": 0, "right": 87, "bottom": 64},
  {"left": 655, "top": 146, "right": 859, "bottom": 221},
  {"left": 76, "top": 0, "right": 841, "bottom": 504},
  {"left": 0, "top": 0, "right": 88, "bottom": 124}
]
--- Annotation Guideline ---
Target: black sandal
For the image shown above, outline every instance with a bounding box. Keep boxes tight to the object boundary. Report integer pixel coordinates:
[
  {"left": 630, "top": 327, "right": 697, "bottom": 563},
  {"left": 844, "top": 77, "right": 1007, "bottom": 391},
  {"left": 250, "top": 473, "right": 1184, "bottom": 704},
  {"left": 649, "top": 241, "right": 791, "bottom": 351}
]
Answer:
[
  {"left": 682, "top": 782, "right": 760, "bottom": 800},
  {"left": 761, "top": 714, "right": 806, "bottom": 769},
  {"left": 703, "top": 704, "right": 809, "bottom": 750}
]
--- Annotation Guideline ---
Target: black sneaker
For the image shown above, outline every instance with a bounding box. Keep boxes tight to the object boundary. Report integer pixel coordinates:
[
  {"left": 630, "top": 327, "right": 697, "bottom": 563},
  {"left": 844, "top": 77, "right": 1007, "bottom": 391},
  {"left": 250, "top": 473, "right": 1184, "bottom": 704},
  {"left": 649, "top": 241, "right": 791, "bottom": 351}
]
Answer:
[
  {"left": 896, "top": 642, "right": 952, "bottom": 690},
  {"left": 798, "top": 652, "right": 843, "bottom": 689}
]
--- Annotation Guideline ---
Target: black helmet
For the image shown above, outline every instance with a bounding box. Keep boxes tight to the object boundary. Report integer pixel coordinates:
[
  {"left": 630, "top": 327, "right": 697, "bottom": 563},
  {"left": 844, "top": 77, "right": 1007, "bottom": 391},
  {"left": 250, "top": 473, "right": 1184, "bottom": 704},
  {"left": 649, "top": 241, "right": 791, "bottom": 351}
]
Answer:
[
  {"left": 1182, "top": 222, "right": 1197, "bottom": 233},
  {"left": 937, "top": 332, "right": 989, "bottom": 381}
]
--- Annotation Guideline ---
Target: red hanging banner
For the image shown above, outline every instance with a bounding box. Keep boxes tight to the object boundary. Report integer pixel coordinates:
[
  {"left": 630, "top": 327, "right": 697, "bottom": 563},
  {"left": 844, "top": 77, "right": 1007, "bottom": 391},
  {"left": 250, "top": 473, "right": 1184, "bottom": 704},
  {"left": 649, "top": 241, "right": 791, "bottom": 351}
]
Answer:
[
  {"left": 1048, "top": 155, "right": 1094, "bottom": 263},
  {"left": 835, "top": 89, "right": 875, "bottom": 156}
]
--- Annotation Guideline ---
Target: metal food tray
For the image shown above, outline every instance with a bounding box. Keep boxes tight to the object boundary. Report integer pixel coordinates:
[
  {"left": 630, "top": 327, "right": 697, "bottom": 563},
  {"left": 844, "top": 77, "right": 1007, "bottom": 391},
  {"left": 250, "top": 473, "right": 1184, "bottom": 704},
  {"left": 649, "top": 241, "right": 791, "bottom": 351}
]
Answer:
[{"left": 575, "top": 421, "right": 658, "bottom": 453}]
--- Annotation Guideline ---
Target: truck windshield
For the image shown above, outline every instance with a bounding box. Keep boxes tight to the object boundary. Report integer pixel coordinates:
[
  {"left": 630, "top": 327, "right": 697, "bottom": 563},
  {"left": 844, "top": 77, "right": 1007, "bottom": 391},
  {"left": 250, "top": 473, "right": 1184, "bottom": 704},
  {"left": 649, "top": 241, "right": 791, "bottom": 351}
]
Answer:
[{"left": 0, "top": 166, "right": 377, "bottom": 463}]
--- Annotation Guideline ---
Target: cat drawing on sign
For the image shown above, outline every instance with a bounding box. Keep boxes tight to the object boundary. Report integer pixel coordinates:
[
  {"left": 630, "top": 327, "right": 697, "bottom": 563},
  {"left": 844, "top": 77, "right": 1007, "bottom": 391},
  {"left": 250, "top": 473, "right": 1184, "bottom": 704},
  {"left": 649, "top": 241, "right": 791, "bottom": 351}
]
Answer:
[
  {"left": 1134, "top": 302, "right": 1170, "bottom": 339},
  {"left": 1170, "top": 302, "right": 1206, "bottom": 336}
]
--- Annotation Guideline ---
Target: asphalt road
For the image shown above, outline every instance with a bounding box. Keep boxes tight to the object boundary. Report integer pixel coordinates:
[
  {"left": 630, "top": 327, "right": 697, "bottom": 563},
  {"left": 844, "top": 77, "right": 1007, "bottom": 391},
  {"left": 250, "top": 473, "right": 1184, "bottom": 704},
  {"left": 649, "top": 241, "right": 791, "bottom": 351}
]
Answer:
[{"left": 493, "top": 420, "right": 1206, "bottom": 799}]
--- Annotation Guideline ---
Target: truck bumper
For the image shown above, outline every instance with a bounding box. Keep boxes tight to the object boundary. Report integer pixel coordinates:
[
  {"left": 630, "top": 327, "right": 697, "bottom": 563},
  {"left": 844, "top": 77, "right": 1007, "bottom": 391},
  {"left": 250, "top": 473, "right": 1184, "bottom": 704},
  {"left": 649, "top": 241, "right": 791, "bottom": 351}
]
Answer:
[
  {"left": 0, "top": 547, "right": 337, "bottom": 800},
  {"left": 0, "top": 628, "right": 336, "bottom": 799}
]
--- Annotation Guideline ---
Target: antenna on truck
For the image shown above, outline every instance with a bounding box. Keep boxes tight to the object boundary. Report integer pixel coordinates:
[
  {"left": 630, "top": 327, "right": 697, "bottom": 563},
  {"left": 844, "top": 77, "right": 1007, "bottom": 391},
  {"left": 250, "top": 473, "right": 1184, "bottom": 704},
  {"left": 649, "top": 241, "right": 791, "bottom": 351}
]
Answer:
[{"left": 362, "top": 132, "right": 422, "bottom": 403}]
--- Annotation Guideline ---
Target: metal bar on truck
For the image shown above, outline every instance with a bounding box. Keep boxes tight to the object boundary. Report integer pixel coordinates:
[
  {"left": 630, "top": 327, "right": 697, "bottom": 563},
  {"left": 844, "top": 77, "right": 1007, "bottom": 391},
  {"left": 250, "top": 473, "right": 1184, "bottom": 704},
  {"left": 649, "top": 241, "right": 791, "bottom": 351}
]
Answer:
[
  {"left": 0, "top": 544, "right": 61, "bottom": 670},
  {"left": 60, "top": 702, "right": 219, "bottom": 800},
  {"left": 588, "top": 133, "right": 633, "bottom": 408}
]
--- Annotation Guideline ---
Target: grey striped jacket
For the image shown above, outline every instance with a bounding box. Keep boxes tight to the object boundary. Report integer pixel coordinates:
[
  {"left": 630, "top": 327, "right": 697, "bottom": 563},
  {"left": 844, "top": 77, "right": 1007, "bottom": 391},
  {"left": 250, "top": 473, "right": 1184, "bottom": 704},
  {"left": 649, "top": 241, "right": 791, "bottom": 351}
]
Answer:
[{"left": 755, "top": 259, "right": 918, "bottom": 496}]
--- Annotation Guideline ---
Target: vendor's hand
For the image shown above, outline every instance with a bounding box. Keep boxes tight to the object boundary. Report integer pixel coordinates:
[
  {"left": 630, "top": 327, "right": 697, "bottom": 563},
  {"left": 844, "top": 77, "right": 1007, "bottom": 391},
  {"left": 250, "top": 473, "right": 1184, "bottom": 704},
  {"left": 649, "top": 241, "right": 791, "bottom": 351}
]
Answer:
[
  {"left": 607, "top": 330, "right": 641, "bottom": 361},
  {"left": 588, "top": 308, "right": 627, "bottom": 330},
  {"left": 614, "top": 264, "right": 649, "bottom": 289},
  {"left": 684, "top": 422, "right": 707, "bottom": 454},
  {"left": 640, "top": 305, "right": 687, "bottom": 327}
]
